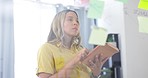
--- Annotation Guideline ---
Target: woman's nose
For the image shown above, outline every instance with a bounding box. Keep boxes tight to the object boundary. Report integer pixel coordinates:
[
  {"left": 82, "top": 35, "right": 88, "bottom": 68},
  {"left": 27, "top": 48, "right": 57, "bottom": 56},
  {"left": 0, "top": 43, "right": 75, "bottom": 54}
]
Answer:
[{"left": 73, "top": 21, "right": 78, "bottom": 26}]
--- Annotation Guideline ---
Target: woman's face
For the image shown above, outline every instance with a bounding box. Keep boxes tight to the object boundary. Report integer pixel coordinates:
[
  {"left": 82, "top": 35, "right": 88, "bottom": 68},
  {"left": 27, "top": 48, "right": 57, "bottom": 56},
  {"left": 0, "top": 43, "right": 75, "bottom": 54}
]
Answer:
[{"left": 63, "top": 11, "right": 79, "bottom": 37}]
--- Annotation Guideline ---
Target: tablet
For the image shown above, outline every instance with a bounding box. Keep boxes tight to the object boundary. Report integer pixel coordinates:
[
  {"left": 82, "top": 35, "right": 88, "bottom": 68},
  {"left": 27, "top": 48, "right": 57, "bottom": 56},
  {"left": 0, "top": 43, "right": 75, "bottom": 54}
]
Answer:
[{"left": 82, "top": 43, "right": 119, "bottom": 66}]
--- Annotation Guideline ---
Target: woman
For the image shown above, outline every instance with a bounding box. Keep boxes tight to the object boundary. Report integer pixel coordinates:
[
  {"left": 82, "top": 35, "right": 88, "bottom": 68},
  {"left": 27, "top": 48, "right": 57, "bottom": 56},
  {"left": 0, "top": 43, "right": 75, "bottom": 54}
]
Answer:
[{"left": 36, "top": 10, "right": 104, "bottom": 78}]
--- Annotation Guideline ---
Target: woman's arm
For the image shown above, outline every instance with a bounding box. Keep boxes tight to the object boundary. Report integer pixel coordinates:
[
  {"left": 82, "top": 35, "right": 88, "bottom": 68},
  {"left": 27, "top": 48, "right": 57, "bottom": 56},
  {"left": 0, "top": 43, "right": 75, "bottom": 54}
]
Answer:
[
  {"left": 38, "top": 66, "right": 73, "bottom": 78},
  {"left": 38, "top": 48, "right": 89, "bottom": 78}
]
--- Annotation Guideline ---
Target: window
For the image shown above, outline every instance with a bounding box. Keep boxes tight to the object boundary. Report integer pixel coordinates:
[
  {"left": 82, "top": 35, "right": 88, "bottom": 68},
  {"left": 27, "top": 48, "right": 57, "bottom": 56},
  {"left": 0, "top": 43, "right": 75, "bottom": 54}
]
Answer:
[{"left": 14, "top": 0, "right": 56, "bottom": 78}]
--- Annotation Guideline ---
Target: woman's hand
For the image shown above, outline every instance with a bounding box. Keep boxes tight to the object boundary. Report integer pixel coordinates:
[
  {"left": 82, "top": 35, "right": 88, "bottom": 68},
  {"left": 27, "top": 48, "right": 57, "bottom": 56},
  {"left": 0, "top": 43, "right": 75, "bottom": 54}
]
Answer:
[
  {"left": 88, "top": 54, "right": 108, "bottom": 76},
  {"left": 64, "top": 48, "right": 89, "bottom": 69}
]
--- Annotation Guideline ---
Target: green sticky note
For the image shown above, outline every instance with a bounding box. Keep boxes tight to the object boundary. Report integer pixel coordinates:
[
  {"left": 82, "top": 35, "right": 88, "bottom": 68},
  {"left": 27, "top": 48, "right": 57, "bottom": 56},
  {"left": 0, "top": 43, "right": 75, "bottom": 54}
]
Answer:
[
  {"left": 138, "top": 0, "right": 148, "bottom": 10},
  {"left": 138, "top": 16, "right": 148, "bottom": 33},
  {"left": 89, "top": 26, "right": 108, "bottom": 45},
  {"left": 115, "top": 0, "right": 128, "bottom": 3},
  {"left": 87, "top": 0, "right": 104, "bottom": 19}
]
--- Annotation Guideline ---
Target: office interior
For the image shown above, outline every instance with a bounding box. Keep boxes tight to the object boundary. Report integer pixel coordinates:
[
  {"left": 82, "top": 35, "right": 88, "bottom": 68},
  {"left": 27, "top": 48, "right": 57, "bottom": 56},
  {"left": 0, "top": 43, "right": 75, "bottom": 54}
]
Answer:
[{"left": 0, "top": 0, "right": 148, "bottom": 78}]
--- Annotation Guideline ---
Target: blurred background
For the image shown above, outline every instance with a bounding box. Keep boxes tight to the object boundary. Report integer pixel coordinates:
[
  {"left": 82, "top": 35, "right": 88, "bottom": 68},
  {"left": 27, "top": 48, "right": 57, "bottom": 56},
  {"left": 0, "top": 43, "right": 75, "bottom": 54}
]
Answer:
[{"left": 0, "top": 0, "right": 148, "bottom": 78}]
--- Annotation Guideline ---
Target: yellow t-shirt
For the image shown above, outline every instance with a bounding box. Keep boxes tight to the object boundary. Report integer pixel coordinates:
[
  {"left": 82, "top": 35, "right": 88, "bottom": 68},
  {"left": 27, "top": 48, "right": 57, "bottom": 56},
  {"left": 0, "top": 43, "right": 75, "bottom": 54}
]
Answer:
[{"left": 36, "top": 42, "right": 91, "bottom": 78}]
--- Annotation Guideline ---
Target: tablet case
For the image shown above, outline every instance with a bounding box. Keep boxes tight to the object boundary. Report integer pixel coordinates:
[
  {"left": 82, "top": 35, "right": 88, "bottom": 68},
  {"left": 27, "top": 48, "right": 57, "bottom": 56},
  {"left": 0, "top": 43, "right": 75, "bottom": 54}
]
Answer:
[{"left": 82, "top": 43, "right": 119, "bottom": 66}]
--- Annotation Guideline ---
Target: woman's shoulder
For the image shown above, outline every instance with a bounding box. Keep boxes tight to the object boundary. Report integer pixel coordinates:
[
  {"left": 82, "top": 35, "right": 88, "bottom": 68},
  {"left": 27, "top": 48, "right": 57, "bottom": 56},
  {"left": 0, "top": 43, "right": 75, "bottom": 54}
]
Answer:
[
  {"left": 38, "top": 42, "right": 59, "bottom": 54},
  {"left": 40, "top": 42, "right": 57, "bottom": 49}
]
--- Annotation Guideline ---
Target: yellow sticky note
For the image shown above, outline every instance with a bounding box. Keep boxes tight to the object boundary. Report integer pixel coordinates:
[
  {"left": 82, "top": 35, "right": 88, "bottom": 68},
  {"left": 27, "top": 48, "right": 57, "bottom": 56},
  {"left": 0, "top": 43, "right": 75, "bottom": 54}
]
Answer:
[
  {"left": 138, "top": 16, "right": 148, "bottom": 33},
  {"left": 89, "top": 26, "right": 108, "bottom": 45},
  {"left": 87, "top": 0, "right": 104, "bottom": 19},
  {"left": 138, "top": 0, "right": 148, "bottom": 10}
]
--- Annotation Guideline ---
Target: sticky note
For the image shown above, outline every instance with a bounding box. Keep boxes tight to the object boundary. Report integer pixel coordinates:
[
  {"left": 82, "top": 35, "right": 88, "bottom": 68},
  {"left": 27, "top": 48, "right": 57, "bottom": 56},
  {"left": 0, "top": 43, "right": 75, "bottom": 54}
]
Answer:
[
  {"left": 138, "top": 0, "right": 148, "bottom": 10},
  {"left": 87, "top": 0, "right": 105, "bottom": 19},
  {"left": 115, "top": 0, "right": 128, "bottom": 3},
  {"left": 138, "top": 16, "right": 148, "bottom": 33},
  {"left": 89, "top": 26, "right": 108, "bottom": 45}
]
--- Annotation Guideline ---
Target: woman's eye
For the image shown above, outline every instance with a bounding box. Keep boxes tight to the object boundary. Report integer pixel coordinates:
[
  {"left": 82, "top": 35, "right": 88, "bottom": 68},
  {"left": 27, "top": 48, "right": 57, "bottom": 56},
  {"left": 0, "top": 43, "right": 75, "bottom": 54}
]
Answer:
[{"left": 68, "top": 19, "right": 73, "bottom": 21}]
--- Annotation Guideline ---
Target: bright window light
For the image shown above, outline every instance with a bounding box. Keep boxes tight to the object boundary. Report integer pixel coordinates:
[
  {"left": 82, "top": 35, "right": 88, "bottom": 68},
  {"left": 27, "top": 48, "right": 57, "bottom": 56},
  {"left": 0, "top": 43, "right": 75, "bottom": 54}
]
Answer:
[
  {"left": 14, "top": 0, "right": 56, "bottom": 78},
  {"left": 41, "top": 0, "right": 74, "bottom": 6}
]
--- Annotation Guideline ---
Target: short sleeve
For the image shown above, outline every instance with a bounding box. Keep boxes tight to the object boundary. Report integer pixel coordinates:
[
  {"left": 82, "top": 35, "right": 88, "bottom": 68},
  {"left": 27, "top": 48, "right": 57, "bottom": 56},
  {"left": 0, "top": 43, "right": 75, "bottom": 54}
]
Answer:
[{"left": 36, "top": 43, "right": 55, "bottom": 76}]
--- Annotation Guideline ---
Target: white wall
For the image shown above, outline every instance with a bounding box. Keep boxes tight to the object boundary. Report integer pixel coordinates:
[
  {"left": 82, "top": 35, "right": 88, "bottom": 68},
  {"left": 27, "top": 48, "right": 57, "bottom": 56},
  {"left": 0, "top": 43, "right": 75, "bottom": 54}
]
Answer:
[
  {"left": 124, "top": 0, "right": 148, "bottom": 78},
  {"left": 102, "top": 0, "right": 148, "bottom": 78},
  {"left": 102, "top": 0, "right": 127, "bottom": 78}
]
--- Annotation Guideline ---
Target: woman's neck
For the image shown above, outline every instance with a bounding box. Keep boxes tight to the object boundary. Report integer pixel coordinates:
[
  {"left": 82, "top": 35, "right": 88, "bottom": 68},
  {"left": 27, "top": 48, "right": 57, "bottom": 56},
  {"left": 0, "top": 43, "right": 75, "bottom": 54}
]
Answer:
[{"left": 62, "top": 35, "right": 73, "bottom": 49}]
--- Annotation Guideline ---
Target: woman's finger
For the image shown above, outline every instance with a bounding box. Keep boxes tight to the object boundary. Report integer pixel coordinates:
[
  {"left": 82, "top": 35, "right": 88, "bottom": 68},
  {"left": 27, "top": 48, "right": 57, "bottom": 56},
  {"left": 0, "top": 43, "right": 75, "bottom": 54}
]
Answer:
[
  {"left": 94, "top": 55, "right": 100, "bottom": 66},
  {"left": 79, "top": 48, "right": 89, "bottom": 61},
  {"left": 88, "top": 60, "right": 96, "bottom": 70},
  {"left": 96, "top": 54, "right": 103, "bottom": 67},
  {"left": 84, "top": 48, "right": 89, "bottom": 55},
  {"left": 80, "top": 54, "right": 85, "bottom": 61}
]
